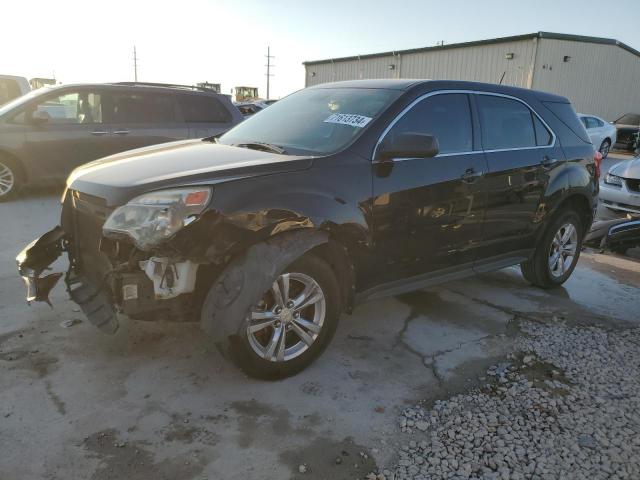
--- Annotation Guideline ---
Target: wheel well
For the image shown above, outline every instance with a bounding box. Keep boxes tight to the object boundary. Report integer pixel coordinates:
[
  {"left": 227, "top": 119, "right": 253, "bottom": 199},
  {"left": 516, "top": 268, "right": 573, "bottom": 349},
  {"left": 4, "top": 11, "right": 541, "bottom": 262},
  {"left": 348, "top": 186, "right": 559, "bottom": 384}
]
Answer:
[
  {"left": 603, "top": 137, "right": 611, "bottom": 145},
  {"left": 308, "top": 238, "right": 356, "bottom": 314},
  {"left": 554, "top": 194, "right": 593, "bottom": 235},
  {"left": 0, "top": 150, "right": 27, "bottom": 182}
]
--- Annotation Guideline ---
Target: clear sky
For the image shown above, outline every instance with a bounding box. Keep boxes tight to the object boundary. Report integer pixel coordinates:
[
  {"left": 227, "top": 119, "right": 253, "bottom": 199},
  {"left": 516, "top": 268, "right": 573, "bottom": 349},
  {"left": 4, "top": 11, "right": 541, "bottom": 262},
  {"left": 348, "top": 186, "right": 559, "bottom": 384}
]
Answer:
[{"left": 3, "top": 0, "right": 640, "bottom": 99}]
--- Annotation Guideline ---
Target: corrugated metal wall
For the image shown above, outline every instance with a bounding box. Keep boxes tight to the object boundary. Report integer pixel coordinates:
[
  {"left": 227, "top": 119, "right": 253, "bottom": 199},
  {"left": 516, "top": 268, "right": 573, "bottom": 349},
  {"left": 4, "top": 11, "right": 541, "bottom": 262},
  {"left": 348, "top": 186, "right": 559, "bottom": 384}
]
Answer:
[
  {"left": 532, "top": 39, "right": 640, "bottom": 121},
  {"left": 305, "top": 39, "right": 537, "bottom": 88},
  {"left": 304, "top": 37, "right": 640, "bottom": 121}
]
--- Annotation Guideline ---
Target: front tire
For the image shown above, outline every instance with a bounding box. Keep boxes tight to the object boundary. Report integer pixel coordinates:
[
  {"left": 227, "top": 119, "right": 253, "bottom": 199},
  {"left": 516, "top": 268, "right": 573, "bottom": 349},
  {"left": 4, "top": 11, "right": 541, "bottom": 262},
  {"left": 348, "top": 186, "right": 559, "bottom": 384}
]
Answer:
[
  {"left": 225, "top": 254, "right": 340, "bottom": 380},
  {"left": 521, "top": 210, "right": 583, "bottom": 288},
  {"left": 0, "top": 156, "right": 21, "bottom": 201}
]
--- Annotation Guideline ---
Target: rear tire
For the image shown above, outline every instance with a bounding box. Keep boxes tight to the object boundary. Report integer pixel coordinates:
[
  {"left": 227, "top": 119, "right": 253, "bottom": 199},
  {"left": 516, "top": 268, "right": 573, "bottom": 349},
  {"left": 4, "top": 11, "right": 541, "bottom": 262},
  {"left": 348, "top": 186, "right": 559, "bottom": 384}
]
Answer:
[
  {"left": 598, "top": 139, "right": 611, "bottom": 159},
  {"left": 0, "top": 155, "right": 22, "bottom": 202},
  {"left": 224, "top": 254, "right": 340, "bottom": 380},
  {"left": 520, "top": 210, "right": 583, "bottom": 288}
]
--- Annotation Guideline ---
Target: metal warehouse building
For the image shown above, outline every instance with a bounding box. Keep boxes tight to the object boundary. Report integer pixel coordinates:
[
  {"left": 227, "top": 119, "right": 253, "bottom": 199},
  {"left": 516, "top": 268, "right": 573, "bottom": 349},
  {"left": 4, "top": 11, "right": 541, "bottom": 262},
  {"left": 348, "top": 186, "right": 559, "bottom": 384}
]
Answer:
[{"left": 303, "top": 32, "right": 640, "bottom": 121}]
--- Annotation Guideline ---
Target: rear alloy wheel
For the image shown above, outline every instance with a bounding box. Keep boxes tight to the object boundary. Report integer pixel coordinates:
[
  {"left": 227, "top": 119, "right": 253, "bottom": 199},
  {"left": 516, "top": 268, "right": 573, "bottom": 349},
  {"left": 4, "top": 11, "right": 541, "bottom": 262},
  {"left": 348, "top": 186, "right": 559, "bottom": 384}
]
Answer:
[
  {"left": 599, "top": 139, "right": 611, "bottom": 159},
  {"left": 229, "top": 254, "right": 340, "bottom": 379},
  {"left": 0, "top": 158, "right": 20, "bottom": 201},
  {"left": 521, "top": 210, "right": 583, "bottom": 288}
]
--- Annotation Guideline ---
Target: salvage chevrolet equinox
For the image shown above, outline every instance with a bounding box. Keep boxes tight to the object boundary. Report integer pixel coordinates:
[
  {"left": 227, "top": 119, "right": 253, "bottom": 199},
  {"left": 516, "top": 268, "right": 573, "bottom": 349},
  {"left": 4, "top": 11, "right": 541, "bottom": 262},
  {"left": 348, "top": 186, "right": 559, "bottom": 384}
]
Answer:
[{"left": 17, "top": 80, "right": 599, "bottom": 379}]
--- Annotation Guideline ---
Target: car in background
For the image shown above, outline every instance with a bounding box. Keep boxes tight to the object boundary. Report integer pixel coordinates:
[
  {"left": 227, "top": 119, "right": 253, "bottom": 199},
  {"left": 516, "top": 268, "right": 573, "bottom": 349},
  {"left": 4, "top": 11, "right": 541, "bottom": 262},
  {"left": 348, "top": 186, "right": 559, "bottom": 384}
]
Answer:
[
  {"left": 612, "top": 113, "right": 640, "bottom": 151},
  {"left": 235, "top": 99, "right": 277, "bottom": 117},
  {"left": 600, "top": 155, "right": 640, "bottom": 215},
  {"left": 0, "top": 75, "right": 30, "bottom": 106},
  {"left": 0, "top": 82, "right": 243, "bottom": 200},
  {"left": 578, "top": 113, "right": 617, "bottom": 158}
]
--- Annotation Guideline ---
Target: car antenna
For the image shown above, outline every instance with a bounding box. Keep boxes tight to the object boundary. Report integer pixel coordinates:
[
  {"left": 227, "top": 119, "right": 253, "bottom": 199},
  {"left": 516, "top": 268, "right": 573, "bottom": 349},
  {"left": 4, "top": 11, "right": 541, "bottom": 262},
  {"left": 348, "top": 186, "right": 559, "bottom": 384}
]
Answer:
[{"left": 498, "top": 71, "right": 506, "bottom": 85}]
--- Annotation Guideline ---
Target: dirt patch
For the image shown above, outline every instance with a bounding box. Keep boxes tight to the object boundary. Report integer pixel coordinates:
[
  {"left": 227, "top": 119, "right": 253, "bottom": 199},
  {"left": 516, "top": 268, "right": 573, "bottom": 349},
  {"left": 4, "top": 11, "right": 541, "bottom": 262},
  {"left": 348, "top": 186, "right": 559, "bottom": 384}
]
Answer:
[
  {"left": 162, "top": 419, "right": 219, "bottom": 446},
  {"left": 279, "top": 436, "right": 378, "bottom": 480},
  {"left": 83, "top": 429, "right": 206, "bottom": 480}
]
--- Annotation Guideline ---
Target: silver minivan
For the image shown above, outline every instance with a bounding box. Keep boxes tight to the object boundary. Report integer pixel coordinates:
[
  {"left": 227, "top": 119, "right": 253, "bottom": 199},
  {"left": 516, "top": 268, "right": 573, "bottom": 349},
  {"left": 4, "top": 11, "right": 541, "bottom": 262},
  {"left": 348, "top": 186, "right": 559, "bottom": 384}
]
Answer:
[{"left": 0, "top": 82, "right": 243, "bottom": 200}]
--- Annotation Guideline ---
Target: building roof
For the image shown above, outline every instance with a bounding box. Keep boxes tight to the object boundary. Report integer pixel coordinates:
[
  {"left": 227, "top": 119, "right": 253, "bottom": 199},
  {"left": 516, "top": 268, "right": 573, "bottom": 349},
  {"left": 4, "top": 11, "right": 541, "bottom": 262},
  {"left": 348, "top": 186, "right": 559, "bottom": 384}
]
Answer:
[{"left": 303, "top": 32, "right": 640, "bottom": 65}]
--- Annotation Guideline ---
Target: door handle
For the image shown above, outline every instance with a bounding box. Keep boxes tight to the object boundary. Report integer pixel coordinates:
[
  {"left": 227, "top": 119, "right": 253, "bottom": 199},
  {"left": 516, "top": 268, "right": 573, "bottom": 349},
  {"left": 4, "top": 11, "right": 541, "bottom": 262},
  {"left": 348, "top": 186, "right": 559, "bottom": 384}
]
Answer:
[
  {"left": 113, "top": 130, "right": 131, "bottom": 135},
  {"left": 90, "top": 130, "right": 109, "bottom": 136},
  {"left": 461, "top": 168, "right": 482, "bottom": 183}
]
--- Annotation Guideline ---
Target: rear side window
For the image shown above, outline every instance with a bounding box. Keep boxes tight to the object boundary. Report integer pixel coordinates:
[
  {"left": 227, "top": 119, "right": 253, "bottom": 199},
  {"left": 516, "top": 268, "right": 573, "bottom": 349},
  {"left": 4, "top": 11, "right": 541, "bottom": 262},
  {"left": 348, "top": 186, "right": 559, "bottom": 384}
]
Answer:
[
  {"left": 542, "top": 101, "right": 590, "bottom": 143},
  {"left": 477, "top": 95, "right": 552, "bottom": 150},
  {"left": 106, "top": 92, "right": 177, "bottom": 123},
  {"left": 178, "top": 95, "right": 231, "bottom": 123},
  {"left": 388, "top": 93, "right": 473, "bottom": 154}
]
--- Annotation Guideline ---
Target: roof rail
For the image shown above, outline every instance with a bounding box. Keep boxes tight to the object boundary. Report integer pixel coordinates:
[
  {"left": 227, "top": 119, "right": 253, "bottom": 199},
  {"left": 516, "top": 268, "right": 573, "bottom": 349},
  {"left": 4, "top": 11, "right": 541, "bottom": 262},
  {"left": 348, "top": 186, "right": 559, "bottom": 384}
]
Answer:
[{"left": 113, "top": 82, "right": 217, "bottom": 92}]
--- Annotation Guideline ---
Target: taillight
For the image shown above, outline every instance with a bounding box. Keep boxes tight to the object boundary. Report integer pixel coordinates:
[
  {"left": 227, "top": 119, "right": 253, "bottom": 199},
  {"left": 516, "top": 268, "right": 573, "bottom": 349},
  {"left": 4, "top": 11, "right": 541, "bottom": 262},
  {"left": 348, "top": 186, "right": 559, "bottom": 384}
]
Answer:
[{"left": 594, "top": 150, "right": 602, "bottom": 179}]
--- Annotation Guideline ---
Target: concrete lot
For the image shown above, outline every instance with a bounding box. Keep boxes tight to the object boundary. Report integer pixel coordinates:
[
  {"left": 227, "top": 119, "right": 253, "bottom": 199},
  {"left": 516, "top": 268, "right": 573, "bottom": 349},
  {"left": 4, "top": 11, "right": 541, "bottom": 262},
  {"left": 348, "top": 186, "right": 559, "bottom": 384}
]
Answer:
[{"left": 0, "top": 153, "right": 639, "bottom": 479}]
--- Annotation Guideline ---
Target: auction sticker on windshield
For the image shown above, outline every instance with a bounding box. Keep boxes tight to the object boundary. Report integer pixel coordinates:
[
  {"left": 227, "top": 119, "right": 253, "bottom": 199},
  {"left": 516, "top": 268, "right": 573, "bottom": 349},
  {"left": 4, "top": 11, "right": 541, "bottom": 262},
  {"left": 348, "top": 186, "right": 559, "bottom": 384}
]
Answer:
[{"left": 324, "top": 113, "right": 372, "bottom": 128}]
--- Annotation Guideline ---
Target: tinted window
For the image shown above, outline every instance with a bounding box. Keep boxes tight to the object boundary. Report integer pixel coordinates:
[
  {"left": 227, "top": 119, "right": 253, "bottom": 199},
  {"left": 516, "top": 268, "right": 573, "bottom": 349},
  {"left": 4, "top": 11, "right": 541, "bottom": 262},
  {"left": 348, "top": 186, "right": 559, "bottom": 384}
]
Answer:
[
  {"left": 387, "top": 93, "right": 473, "bottom": 154},
  {"left": 179, "top": 95, "right": 231, "bottom": 123},
  {"left": 478, "top": 95, "right": 537, "bottom": 149},
  {"left": 533, "top": 115, "right": 552, "bottom": 146},
  {"left": 585, "top": 117, "right": 599, "bottom": 129},
  {"left": 542, "top": 101, "right": 590, "bottom": 143},
  {"left": 219, "top": 87, "right": 400, "bottom": 155},
  {"left": 579, "top": 117, "right": 588, "bottom": 129},
  {"left": 595, "top": 117, "right": 604, "bottom": 127},
  {"left": 107, "top": 92, "right": 176, "bottom": 123}
]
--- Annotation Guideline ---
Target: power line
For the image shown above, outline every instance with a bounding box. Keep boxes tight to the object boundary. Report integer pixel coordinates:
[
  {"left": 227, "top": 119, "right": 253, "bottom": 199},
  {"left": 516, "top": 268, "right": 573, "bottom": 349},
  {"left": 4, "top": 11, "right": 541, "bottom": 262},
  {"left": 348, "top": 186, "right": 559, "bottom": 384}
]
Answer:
[
  {"left": 133, "top": 46, "right": 139, "bottom": 82},
  {"left": 265, "top": 46, "right": 275, "bottom": 99}
]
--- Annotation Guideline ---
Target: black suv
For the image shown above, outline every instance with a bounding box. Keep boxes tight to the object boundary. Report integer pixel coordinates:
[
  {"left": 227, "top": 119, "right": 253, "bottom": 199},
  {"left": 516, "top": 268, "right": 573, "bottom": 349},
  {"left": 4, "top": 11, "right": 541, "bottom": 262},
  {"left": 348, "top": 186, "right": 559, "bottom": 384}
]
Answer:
[
  {"left": 17, "top": 80, "right": 598, "bottom": 379},
  {"left": 0, "top": 82, "right": 243, "bottom": 200}
]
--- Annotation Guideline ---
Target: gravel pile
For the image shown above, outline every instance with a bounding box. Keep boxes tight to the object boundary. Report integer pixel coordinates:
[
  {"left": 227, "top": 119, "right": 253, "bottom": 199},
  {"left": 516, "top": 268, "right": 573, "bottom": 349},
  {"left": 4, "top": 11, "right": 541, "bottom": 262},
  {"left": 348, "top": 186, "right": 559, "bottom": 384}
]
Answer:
[{"left": 385, "top": 321, "right": 640, "bottom": 480}]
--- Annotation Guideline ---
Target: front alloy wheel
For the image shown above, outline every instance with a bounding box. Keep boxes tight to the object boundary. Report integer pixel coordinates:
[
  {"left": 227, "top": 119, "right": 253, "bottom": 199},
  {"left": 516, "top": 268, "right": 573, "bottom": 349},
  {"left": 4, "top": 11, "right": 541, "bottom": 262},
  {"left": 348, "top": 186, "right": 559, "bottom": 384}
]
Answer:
[
  {"left": 228, "top": 254, "right": 340, "bottom": 379},
  {"left": 0, "top": 160, "right": 17, "bottom": 200},
  {"left": 599, "top": 140, "right": 611, "bottom": 159},
  {"left": 247, "top": 272, "right": 326, "bottom": 362}
]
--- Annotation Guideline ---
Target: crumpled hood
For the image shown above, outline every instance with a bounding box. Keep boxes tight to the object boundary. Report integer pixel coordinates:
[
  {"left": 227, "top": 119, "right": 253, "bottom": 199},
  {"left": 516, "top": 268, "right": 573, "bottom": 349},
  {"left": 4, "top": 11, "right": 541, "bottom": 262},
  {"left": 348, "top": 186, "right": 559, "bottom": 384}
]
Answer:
[
  {"left": 610, "top": 156, "right": 640, "bottom": 179},
  {"left": 68, "top": 139, "right": 313, "bottom": 206}
]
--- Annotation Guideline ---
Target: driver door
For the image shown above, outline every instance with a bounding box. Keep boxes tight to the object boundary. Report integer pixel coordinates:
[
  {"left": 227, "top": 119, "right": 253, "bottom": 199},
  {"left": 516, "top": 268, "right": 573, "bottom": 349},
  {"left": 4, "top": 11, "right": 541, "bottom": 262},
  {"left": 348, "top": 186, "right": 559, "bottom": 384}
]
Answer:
[{"left": 367, "top": 92, "right": 488, "bottom": 289}]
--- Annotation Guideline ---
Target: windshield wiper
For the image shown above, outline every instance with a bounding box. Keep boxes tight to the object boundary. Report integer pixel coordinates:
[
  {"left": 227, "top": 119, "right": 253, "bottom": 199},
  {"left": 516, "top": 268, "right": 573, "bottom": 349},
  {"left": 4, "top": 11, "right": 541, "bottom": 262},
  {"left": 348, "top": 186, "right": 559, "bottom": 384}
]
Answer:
[{"left": 233, "top": 142, "right": 287, "bottom": 154}]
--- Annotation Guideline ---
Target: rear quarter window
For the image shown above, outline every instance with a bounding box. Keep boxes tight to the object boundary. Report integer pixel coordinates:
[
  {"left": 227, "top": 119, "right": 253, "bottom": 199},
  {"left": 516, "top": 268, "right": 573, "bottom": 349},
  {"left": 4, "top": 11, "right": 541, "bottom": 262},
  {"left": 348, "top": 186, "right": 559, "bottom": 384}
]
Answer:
[
  {"left": 542, "top": 101, "right": 590, "bottom": 143},
  {"left": 179, "top": 95, "right": 232, "bottom": 123}
]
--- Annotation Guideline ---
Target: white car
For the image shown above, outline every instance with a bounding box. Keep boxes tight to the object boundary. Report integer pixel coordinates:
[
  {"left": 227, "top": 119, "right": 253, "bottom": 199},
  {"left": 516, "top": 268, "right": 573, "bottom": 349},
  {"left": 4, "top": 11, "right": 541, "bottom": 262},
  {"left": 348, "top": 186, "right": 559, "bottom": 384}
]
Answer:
[
  {"left": 600, "top": 156, "right": 640, "bottom": 215},
  {"left": 0, "top": 75, "right": 30, "bottom": 106},
  {"left": 577, "top": 113, "right": 617, "bottom": 158}
]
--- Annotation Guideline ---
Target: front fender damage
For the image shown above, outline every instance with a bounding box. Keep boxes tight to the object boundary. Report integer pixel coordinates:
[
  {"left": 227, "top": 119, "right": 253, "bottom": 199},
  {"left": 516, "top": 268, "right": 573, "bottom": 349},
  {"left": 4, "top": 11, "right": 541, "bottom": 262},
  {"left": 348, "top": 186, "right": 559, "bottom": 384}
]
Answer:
[{"left": 200, "top": 229, "right": 329, "bottom": 346}]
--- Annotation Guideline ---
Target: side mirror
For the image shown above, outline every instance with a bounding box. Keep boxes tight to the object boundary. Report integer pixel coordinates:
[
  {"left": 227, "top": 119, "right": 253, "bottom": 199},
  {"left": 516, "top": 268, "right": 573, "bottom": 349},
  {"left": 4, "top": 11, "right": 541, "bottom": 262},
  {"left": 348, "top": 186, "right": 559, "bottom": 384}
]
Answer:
[
  {"left": 30, "top": 109, "right": 51, "bottom": 124},
  {"left": 377, "top": 132, "right": 439, "bottom": 161}
]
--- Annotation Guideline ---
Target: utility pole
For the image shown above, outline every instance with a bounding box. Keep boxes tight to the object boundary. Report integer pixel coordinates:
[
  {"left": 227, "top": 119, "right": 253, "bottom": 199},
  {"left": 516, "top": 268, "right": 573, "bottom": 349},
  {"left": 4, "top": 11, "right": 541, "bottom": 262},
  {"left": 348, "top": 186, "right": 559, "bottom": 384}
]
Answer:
[
  {"left": 133, "top": 46, "right": 139, "bottom": 82},
  {"left": 265, "top": 46, "right": 275, "bottom": 99}
]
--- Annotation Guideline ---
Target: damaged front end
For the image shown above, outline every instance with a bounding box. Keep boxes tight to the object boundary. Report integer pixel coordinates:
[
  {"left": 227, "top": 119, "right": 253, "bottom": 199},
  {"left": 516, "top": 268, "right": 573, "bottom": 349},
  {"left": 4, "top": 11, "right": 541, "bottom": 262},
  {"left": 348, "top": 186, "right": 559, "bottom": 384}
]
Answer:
[{"left": 17, "top": 187, "right": 213, "bottom": 335}]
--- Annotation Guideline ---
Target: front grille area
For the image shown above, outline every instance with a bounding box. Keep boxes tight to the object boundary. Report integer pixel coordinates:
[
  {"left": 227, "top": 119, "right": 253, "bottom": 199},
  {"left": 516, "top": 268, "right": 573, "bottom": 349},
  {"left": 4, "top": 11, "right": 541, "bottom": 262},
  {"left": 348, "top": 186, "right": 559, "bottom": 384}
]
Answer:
[
  {"left": 626, "top": 178, "right": 640, "bottom": 193},
  {"left": 67, "top": 190, "right": 115, "bottom": 287}
]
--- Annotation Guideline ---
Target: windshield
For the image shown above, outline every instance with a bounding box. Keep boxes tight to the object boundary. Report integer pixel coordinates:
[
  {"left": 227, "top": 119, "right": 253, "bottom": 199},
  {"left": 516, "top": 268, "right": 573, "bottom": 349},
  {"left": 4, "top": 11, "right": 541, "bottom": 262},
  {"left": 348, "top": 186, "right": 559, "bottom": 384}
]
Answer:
[
  {"left": 0, "top": 87, "right": 50, "bottom": 117},
  {"left": 615, "top": 113, "right": 640, "bottom": 125},
  {"left": 218, "top": 87, "right": 401, "bottom": 155}
]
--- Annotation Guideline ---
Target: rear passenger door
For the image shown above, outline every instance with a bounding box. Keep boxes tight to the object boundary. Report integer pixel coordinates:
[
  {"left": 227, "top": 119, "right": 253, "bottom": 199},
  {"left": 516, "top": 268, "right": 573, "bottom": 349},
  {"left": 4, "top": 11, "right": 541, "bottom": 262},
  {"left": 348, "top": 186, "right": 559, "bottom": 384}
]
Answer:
[
  {"left": 369, "top": 93, "right": 488, "bottom": 288},
  {"left": 102, "top": 90, "right": 189, "bottom": 153},
  {"left": 177, "top": 94, "right": 235, "bottom": 138},
  {"left": 475, "top": 93, "right": 562, "bottom": 261}
]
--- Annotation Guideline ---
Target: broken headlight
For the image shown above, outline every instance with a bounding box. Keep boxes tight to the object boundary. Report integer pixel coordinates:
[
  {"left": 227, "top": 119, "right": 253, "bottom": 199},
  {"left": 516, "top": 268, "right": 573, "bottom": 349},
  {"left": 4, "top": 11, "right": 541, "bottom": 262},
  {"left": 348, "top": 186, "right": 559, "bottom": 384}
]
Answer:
[{"left": 102, "top": 187, "right": 212, "bottom": 250}]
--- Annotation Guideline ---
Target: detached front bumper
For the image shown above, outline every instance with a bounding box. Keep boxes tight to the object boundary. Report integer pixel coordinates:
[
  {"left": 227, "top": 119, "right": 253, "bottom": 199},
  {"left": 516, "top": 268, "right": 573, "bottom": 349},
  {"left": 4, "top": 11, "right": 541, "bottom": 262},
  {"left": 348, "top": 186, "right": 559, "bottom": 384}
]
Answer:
[
  {"left": 16, "top": 225, "right": 120, "bottom": 333},
  {"left": 16, "top": 226, "right": 66, "bottom": 305}
]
